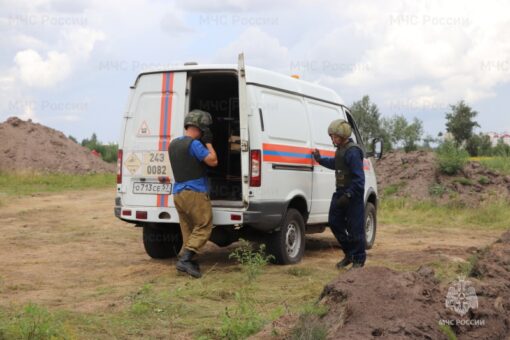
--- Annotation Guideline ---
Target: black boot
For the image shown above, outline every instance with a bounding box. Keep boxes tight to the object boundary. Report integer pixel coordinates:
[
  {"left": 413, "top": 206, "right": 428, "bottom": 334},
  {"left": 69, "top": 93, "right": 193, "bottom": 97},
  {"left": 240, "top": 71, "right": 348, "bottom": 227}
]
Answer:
[
  {"left": 352, "top": 261, "right": 365, "bottom": 268},
  {"left": 336, "top": 256, "right": 352, "bottom": 269},
  {"left": 176, "top": 249, "right": 202, "bottom": 278}
]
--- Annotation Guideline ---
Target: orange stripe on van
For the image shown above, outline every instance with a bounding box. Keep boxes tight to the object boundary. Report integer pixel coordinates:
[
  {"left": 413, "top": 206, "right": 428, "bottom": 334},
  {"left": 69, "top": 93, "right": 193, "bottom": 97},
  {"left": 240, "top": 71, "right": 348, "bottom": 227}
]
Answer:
[
  {"left": 363, "top": 159, "right": 370, "bottom": 171},
  {"left": 262, "top": 143, "right": 335, "bottom": 166},
  {"left": 157, "top": 72, "right": 174, "bottom": 207}
]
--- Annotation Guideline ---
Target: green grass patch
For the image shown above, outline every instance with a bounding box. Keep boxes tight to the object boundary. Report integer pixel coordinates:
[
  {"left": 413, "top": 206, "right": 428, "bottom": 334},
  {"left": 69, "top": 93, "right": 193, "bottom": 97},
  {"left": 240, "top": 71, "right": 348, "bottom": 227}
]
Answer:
[
  {"left": 380, "top": 198, "right": 510, "bottom": 230},
  {"left": 0, "top": 172, "right": 115, "bottom": 196},
  {"left": 0, "top": 303, "right": 73, "bottom": 339},
  {"left": 382, "top": 181, "right": 407, "bottom": 197},
  {"left": 291, "top": 303, "right": 329, "bottom": 340},
  {"left": 479, "top": 157, "right": 510, "bottom": 175},
  {"left": 478, "top": 176, "right": 490, "bottom": 185},
  {"left": 428, "top": 183, "right": 448, "bottom": 197},
  {"left": 429, "top": 256, "right": 478, "bottom": 283},
  {"left": 438, "top": 323, "right": 457, "bottom": 340}
]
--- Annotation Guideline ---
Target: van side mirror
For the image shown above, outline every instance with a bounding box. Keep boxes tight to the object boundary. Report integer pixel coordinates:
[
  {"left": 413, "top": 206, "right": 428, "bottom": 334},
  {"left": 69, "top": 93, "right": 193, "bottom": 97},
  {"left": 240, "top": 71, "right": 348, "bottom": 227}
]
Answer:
[{"left": 366, "top": 138, "right": 383, "bottom": 160}]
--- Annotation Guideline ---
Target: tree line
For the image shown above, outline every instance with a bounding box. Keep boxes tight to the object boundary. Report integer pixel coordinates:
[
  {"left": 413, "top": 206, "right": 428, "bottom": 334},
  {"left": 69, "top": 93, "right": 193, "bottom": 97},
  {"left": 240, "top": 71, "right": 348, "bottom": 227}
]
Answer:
[
  {"left": 350, "top": 95, "right": 510, "bottom": 157},
  {"left": 69, "top": 133, "right": 118, "bottom": 163}
]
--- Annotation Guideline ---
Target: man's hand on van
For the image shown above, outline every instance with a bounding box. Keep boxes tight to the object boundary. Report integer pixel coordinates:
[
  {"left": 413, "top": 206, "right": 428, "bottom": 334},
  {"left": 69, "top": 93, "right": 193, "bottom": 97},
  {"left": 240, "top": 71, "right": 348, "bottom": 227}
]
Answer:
[
  {"left": 312, "top": 149, "right": 321, "bottom": 162},
  {"left": 201, "top": 128, "right": 213, "bottom": 145}
]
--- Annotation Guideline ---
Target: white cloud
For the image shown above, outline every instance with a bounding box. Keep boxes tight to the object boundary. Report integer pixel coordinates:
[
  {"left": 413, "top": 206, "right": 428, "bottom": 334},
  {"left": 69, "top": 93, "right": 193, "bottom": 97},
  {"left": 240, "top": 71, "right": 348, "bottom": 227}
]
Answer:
[
  {"left": 215, "top": 27, "right": 289, "bottom": 68},
  {"left": 14, "top": 49, "right": 71, "bottom": 87},
  {"left": 319, "top": 0, "right": 510, "bottom": 106},
  {"left": 13, "top": 28, "right": 104, "bottom": 88}
]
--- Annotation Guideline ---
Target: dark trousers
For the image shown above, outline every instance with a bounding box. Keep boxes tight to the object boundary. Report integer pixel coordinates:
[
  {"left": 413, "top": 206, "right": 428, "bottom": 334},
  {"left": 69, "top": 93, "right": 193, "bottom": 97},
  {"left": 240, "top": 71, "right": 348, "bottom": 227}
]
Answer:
[{"left": 328, "top": 191, "right": 366, "bottom": 264}]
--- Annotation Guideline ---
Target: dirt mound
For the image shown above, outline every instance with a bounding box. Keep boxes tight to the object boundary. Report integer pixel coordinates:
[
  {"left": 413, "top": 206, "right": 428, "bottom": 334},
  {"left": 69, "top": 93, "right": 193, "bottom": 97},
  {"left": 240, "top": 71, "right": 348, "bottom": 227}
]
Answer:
[
  {"left": 0, "top": 117, "right": 114, "bottom": 174},
  {"left": 375, "top": 150, "right": 510, "bottom": 205},
  {"left": 256, "top": 231, "right": 510, "bottom": 339}
]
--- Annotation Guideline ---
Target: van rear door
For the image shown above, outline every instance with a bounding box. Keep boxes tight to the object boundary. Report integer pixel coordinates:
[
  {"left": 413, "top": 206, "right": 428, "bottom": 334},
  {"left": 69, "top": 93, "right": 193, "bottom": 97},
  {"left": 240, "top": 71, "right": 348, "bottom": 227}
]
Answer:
[
  {"left": 238, "top": 54, "right": 250, "bottom": 206},
  {"left": 121, "top": 72, "right": 186, "bottom": 207}
]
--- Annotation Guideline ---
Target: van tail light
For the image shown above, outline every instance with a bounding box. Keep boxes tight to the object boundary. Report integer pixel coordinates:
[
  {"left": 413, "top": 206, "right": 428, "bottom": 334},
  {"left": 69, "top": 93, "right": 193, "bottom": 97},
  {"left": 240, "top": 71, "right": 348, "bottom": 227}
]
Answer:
[
  {"left": 117, "top": 149, "right": 123, "bottom": 184},
  {"left": 250, "top": 150, "right": 261, "bottom": 187}
]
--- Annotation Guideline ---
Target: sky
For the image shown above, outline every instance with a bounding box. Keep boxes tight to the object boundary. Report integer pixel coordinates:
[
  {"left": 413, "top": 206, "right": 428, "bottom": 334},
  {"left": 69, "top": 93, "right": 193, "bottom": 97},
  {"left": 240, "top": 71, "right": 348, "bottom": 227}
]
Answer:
[{"left": 1, "top": 0, "right": 509, "bottom": 143}]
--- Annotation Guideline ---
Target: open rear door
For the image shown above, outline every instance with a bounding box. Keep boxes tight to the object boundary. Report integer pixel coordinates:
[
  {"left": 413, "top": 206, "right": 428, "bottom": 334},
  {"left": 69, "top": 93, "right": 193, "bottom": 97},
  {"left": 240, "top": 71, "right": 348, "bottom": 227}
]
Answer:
[{"left": 238, "top": 53, "right": 250, "bottom": 206}]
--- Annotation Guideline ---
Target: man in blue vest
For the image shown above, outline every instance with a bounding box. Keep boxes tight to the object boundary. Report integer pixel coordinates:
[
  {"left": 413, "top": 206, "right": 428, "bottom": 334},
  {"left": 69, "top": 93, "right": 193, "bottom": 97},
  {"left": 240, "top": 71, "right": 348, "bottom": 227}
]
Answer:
[
  {"left": 312, "top": 119, "right": 366, "bottom": 268},
  {"left": 169, "top": 109, "right": 218, "bottom": 278}
]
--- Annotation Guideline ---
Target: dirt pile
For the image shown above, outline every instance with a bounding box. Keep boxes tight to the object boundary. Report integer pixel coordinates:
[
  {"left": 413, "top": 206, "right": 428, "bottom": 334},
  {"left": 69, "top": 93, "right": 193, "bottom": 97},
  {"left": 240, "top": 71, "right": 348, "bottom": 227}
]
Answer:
[
  {"left": 375, "top": 150, "right": 510, "bottom": 205},
  {"left": 0, "top": 117, "right": 114, "bottom": 174},
  {"left": 256, "top": 231, "right": 510, "bottom": 339}
]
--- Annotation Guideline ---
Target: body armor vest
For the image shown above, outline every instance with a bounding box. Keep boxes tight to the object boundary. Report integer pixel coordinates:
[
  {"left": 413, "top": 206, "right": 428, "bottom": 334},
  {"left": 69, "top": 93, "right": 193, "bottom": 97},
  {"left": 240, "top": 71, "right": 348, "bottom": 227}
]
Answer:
[
  {"left": 168, "top": 137, "right": 206, "bottom": 183},
  {"left": 335, "top": 141, "right": 363, "bottom": 188}
]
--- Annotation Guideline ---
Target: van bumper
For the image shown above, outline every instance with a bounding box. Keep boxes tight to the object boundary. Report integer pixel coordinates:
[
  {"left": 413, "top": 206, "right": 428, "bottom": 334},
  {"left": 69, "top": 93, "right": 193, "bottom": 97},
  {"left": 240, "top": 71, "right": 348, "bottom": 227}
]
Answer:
[{"left": 243, "top": 201, "right": 287, "bottom": 232}]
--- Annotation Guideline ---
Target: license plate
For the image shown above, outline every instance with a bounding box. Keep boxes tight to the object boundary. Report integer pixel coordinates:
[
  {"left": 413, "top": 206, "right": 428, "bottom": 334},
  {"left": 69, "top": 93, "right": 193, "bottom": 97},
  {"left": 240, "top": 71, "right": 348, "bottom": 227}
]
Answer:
[{"left": 133, "top": 182, "right": 172, "bottom": 194}]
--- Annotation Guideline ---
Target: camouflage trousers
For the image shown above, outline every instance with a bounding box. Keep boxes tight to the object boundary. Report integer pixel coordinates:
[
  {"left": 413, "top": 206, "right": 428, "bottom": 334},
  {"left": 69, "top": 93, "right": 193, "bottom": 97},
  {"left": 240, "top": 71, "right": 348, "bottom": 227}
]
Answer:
[{"left": 173, "top": 190, "right": 213, "bottom": 254}]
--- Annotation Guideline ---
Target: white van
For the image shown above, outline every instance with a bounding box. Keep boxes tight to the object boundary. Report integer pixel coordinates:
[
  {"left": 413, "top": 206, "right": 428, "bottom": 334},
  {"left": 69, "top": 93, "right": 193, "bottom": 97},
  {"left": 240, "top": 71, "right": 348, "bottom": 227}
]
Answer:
[{"left": 115, "top": 54, "right": 381, "bottom": 264}]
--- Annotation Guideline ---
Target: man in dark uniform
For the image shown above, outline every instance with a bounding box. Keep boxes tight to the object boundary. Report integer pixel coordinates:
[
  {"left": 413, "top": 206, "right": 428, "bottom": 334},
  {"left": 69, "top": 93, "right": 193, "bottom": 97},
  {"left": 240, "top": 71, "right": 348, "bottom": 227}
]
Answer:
[
  {"left": 312, "top": 119, "right": 366, "bottom": 268},
  {"left": 169, "top": 109, "right": 218, "bottom": 278}
]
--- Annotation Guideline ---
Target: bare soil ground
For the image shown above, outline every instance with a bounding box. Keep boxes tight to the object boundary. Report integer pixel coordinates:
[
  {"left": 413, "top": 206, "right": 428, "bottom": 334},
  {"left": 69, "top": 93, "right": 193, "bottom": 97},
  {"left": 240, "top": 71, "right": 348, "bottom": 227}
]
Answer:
[
  {"left": 376, "top": 150, "right": 510, "bottom": 206},
  {"left": 0, "top": 189, "right": 506, "bottom": 339},
  {"left": 259, "top": 232, "right": 510, "bottom": 340},
  {"left": 0, "top": 117, "right": 114, "bottom": 174}
]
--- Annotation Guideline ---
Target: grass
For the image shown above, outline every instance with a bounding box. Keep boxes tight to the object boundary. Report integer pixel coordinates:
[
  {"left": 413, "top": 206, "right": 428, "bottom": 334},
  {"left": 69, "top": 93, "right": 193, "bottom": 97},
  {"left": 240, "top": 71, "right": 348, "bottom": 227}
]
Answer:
[
  {"left": 478, "top": 157, "right": 510, "bottom": 175},
  {"left": 438, "top": 323, "right": 457, "bottom": 340},
  {"left": 0, "top": 172, "right": 115, "bottom": 197},
  {"left": 380, "top": 198, "right": 510, "bottom": 230},
  {"left": 382, "top": 181, "right": 407, "bottom": 197},
  {"left": 429, "top": 254, "right": 479, "bottom": 283},
  {"left": 0, "top": 242, "right": 336, "bottom": 339}
]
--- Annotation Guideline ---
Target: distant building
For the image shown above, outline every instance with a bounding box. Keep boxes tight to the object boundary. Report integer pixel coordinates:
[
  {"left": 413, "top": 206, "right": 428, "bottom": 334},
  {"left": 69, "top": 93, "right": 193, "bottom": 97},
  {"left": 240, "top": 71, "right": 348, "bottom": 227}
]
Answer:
[{"left": 488, "top": 132, "right": 510, "bottom": 147}]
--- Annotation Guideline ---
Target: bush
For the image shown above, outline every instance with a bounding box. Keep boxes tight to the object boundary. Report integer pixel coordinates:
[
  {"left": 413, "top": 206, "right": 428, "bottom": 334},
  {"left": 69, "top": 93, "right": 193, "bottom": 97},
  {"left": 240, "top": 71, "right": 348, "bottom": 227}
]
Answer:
[{"left": 436, "top": 141, "right": 469, "bottom": 175}]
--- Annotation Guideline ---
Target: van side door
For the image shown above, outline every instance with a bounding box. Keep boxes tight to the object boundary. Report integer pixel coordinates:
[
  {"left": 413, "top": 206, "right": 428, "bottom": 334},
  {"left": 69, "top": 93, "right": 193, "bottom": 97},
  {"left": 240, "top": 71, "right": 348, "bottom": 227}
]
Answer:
[{"left": 307, "top": 100, "right": 344, "bottom": 223}]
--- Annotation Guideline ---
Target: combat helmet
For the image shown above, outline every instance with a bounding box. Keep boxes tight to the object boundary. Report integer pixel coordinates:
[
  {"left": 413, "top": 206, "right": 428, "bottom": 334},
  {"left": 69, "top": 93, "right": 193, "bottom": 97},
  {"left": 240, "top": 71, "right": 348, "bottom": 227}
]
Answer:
[
  {"left": 328, "top": 119, "right": 352, "bottom": 138},
  {"left": 184, "top": 109, "right": 213, "bottom": 131}
]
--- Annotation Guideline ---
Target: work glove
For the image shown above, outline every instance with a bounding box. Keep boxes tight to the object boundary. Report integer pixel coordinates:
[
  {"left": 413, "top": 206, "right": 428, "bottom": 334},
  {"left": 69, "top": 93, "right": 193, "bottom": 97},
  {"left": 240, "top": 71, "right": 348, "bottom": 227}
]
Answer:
[
  {"left": 201, "top": 128, "right": 213, "bottom": 145},
  {"left": 312, "top": 149, "right": 321, "bottom": 162},
  {"left": 336, "top": 194, "right": 350, "bottom": 208}
]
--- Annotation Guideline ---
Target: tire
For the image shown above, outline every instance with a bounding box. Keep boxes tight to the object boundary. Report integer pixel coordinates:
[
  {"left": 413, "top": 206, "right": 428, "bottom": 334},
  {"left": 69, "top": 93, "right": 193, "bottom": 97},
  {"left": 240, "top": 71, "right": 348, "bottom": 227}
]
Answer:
[
  {"left": 364, "top": 202, "right": 377, "bottom": 249},
  {"left": 142, "top": 224, "right": 182, "bottom": 259},
  {"left": 267, "top": 208, "right": 305, "bottom": 265}
]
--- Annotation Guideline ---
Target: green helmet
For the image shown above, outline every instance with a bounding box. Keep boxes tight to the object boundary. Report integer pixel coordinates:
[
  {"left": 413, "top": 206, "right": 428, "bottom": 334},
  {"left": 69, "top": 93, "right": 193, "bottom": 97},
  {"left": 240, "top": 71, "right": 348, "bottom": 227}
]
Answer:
[
  {"left": 328, "top": 119, "right": 352, "bottom": 138},
  {"left": 184, "top": 109, "right": 213, "bottom": 131}
]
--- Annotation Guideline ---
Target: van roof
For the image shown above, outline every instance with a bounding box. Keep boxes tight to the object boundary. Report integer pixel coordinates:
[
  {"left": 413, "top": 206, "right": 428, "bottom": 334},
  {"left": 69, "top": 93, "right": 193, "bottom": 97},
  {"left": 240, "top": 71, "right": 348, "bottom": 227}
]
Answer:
[{"left": 134, "top": 64, "right": 345, "bottom": 107}]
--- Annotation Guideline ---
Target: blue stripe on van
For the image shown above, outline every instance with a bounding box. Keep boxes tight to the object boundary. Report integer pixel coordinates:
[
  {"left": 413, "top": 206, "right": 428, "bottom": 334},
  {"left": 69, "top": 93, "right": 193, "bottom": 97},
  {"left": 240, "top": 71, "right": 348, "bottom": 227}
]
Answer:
[{"left": 263, "top": 150, "right": 312, "bottom": 159}]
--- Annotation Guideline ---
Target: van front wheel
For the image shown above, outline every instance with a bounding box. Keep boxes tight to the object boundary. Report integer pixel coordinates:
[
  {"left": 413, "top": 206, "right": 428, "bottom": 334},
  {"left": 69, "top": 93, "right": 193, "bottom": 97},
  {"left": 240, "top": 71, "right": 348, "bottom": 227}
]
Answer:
[
  {"left": 142, "top": 224, "right": 182, "bottom": 259},
  {"left": 267, "top": 208, "right": 305, "bottom": 265},
  {"left": 364, "top": 203, "right": 377, "bottom": 249}
]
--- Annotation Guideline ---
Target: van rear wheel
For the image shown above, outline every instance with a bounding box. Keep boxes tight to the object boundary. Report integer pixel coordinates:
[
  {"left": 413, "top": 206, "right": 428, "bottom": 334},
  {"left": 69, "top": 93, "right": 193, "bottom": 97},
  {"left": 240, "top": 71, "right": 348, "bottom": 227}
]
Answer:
[
  {"left": 142, "top": 224, "right": 182, "bottom": 259},
  {"left": 267, "top": 208, "right": 305, "bottom": 265}
]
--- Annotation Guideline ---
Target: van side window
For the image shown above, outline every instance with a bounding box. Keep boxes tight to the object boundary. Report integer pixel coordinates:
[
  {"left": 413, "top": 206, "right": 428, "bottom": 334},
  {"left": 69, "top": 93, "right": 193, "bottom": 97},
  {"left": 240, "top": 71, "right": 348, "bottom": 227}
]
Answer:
[{"left": 307, "top": 100, "right": 342, "bottom": 148}]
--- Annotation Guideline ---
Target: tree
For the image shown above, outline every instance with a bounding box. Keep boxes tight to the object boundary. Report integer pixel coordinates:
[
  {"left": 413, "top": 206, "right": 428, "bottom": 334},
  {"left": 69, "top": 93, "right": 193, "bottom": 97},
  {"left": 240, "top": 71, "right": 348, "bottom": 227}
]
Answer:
[
  {"left": 422, "top": 135, "right": 438, "bottom": 150},
  {"left": 445, "top": 101, "right": 480, "bottom": 146},
  {"left": 493, "top": 138, "right": 510, "bottom": 157},
  {"left": 80, "top": 133, "right": 118, "bottom": 163},
  {"left": 402, "top": 118, "right": 423, "bottom": 152},
  {"left": 466, "top": 133, "right": 492, "bottom": 157},
  {"left": 380, "top": 114, "right": 423, "bottom": 152},
  {"left": 350, "top": 95, "right": 382, "bottom": 143}
]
